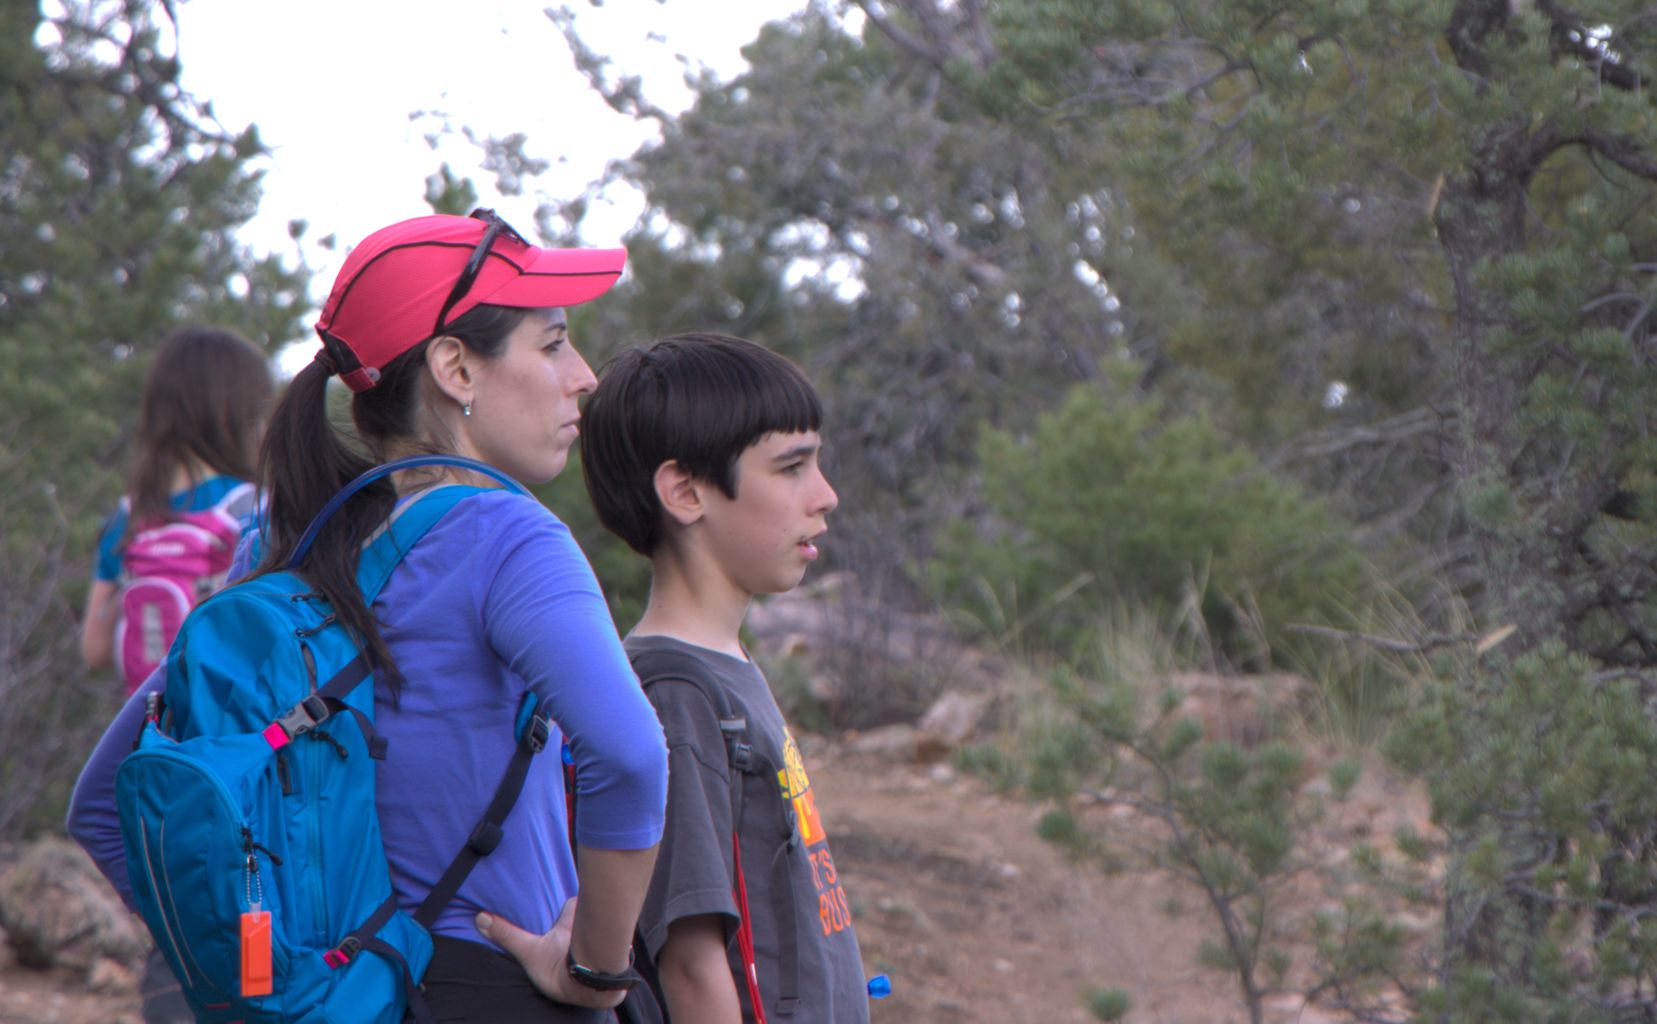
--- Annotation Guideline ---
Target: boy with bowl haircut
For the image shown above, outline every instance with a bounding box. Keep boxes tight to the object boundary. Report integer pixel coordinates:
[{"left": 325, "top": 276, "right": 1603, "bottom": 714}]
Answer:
[{"left": 581, "top": 333, "right": 869, "bottom": 1024}]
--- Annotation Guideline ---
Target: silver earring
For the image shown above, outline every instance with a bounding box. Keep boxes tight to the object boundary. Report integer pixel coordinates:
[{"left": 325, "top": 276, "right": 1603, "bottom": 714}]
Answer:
[{"left": 463, "top": 401, "right": 472, "bottom": 418}]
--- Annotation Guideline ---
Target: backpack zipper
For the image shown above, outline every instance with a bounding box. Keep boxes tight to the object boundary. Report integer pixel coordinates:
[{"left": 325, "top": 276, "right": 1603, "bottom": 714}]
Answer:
[
  {"left": 136, "top": 820, "right": 194, "bottom": 989},
  {"left": 157, "top": 817, "right": 221, "bottom": 992}
]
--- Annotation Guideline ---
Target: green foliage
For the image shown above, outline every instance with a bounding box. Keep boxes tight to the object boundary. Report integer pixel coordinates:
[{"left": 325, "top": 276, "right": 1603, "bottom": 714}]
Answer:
[
  {"left": 544, "top": 3, "right": 1141, "bottom": 607},
  {"left": 1388, "top": 642, "right": 1657, "bottom": 1016},
  {"left": 952, "top": 743, "right": 1022, "bottom": 792},
  {"left": 0, "top": 0, "right": 308, "bottom": 839},
  {"left": 1010, "top": 620, "right": 1324, "bottom": 1022},
  {"left": 2, "top": 3, "right": 308, "bottom": 535},
  {"left": 541, "top": 0, "right": 1657, "bottom": 1012},
  {"left": 1083, "top": 985, "right": 1133, "bottom": 1022},
  {"left": 938, "top": 384, "right": 1366, "bottom": 667},
  {"left": 1327, "top": 756, "right": 1362, "bottom": 800},
  {"left": 1312, "top": 898, "right": 1409, "bottom": 1003},
  {"left": 1035, "top": 807, "right": 1081, "bottom": 847},
  {"left": 423, "top": 163, "right": 480, "bottom": 217}
]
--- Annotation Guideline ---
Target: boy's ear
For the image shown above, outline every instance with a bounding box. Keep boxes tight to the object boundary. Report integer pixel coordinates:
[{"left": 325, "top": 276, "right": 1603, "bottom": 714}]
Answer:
[
  {"left": 424, "top": 335, "right": 474, "bottom": 408},
  {"left": 653, "top": 460, "right": 705, "bottom": 527}
]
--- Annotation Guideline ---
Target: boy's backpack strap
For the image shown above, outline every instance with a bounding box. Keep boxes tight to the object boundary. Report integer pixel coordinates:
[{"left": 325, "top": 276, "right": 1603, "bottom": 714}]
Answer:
[
  {"left": 414, "top": 690, "right": 552, "bottom": 928},
  {"left": 630, "top": 649, "right": 756, "bottom": 777},
  {"left": 631, "top": 648, "right": 793, "bottom": 1024}
]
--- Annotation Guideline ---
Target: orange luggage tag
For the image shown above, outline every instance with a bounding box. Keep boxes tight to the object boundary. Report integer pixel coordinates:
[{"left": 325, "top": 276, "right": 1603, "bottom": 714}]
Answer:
[{"left": 241, "top": 902, "right": 273, "bottom": 997}]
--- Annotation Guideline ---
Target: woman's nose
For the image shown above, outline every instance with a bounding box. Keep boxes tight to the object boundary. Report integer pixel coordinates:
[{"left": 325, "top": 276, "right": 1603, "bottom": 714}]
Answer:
[{"left": 570, "top": 348, "right": 598, "bottom": 395}]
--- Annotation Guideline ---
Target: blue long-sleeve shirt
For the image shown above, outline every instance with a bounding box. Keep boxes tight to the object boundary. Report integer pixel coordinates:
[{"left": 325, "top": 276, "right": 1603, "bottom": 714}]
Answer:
[{"left": 68, "top": 488, "right": 667, "bottom": 945}]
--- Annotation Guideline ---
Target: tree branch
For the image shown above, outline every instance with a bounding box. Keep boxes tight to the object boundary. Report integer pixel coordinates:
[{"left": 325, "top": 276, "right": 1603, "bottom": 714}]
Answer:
[
  {"left": 1445, "top": 0, "right": 1512, "bottom": 78},
  {"left": 851, "top": 0, "right": 950, "bottom": 70},
  {"left": 1564, "top": 133, "right": 1657, "bottom": 183},
  {"left": 959, "top": 0, "right": 998, "bottom": 67},
  {"left": 1280, "top": 407, "right": 1448, "bottom": 462},
  {"left": 1536, "top": 0, "right": 1652, "bottom": 92}
]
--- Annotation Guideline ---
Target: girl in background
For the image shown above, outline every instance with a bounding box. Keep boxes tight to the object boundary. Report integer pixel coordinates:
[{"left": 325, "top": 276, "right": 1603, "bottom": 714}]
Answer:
[
  {"left": 80, "top": 325, "right": 272, "bottom": 689},
  {"left": 76, "top": 324, "right": 272, "bottom": 1021}
]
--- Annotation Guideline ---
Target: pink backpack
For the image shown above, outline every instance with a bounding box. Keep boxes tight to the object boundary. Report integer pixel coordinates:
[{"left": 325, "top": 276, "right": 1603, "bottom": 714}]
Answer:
[{"left": 114, "top": 482, "right": 255, "bottom": 694}]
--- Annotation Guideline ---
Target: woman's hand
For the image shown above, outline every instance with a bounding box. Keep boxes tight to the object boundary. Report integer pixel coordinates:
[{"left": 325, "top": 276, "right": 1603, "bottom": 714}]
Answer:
[{"left": 475, "top": 898, "right": 627, "bottom": 1010}]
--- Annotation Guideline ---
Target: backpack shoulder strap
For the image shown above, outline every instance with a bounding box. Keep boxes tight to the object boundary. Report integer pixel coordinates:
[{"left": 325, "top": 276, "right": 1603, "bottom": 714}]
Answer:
[
  {"left": 414, "top": 688, "right": 550, "bottom": 929},
  {"left": 354, "top": 485, "right": 488, "bottom": 602},
  {"left": 211, "top": 479, "right": 258, "bottom": 517},
  {"left": 631, "top": 648, "right": 754, "bottom": 774},
  {"left": 288, "top": 486, "right": 492, "bottom": 716},
  {"left": 629, "top": 646, "right": 776, "bottom": 1024}
]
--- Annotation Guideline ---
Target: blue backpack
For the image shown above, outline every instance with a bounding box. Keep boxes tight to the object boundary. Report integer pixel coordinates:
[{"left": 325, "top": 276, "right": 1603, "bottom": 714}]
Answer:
[{"left": 115, "top": 456, "right": 550, "bottom": 1024}]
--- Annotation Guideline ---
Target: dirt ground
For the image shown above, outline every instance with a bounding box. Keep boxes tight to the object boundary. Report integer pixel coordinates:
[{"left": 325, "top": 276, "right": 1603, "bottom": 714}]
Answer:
[
  {"left": 822, "top": 744, "right": 1225, "bottom": 1024},
  {"left": 0, "top": 738, "right": 1429, "bottom": 1024}
]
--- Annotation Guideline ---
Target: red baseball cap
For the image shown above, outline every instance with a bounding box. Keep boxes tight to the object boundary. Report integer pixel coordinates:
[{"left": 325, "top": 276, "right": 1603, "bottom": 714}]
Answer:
[{"left": 314, "top": 212, "right": 626, "bottom": 391}]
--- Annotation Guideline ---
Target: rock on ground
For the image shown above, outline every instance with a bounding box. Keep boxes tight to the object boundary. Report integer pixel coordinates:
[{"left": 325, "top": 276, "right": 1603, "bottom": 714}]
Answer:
[{"left": 0, "top": 836, "right": 148, "bottom": 974}]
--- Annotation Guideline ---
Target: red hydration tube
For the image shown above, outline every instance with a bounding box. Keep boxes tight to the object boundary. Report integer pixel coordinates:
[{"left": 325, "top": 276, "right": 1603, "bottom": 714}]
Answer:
[{"left": 730, "top": 835, "right": 768, "bottom": 1024}]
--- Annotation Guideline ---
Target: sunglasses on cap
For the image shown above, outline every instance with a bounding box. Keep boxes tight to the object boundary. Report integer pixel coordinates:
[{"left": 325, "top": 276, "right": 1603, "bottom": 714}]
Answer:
[{"left": 431, "top": 207, "right": 530, "bottom": 335}]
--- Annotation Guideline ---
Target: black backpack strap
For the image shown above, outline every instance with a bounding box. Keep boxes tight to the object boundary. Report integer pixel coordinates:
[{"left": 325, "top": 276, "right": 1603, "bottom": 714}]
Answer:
[
  {"left": 262, "top": 652, "right": 389, "bottom": 760},
  {"left": 630, "top": 647, "right": 802, "bottom": 1020},
  {"left": 630, "top": 649, "right": 756, "bottom": 783},
  {"left": 414, "top": 692, "right": 552, "bottom": 928},
  {"left": 317, "top": 893, "right": 437, "bottom": 1024},
  {"left": 766, "top": 844, "right": 802, "bottom": 1015}
]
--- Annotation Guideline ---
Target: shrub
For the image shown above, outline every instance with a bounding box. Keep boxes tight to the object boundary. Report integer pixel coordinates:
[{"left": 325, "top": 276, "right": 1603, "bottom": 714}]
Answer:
[{"left": 936, "top": 384, "right": 1365, "bottom": 668}]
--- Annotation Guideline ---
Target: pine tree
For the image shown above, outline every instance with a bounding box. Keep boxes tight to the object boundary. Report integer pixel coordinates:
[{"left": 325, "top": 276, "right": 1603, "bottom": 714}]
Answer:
[{"left": 0, "top": 0, "right": 308, "bottom": 836}]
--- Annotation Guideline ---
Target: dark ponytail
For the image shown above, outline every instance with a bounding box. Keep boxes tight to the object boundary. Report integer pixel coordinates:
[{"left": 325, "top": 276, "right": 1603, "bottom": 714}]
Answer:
[
  {"left": 257, "top": 357, "right": 397, "bottom": 674},
  {"left": 257, "top": 304, "right": 529, "bottom": 683}
]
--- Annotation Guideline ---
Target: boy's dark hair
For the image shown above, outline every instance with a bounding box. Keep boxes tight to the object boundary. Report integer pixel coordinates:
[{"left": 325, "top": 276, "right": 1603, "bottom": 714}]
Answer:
[{"left": 581, "top": 332, "right": 823, "bottom": 556}]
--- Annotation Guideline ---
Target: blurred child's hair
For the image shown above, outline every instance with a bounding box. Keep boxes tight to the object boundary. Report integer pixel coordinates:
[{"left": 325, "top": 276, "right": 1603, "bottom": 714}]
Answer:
[
  {"left": 127, "top": 326, "right": 274, "bottom": 528},
  {"left": 581, "top": 332, "right": 822, "bottom": 556}
]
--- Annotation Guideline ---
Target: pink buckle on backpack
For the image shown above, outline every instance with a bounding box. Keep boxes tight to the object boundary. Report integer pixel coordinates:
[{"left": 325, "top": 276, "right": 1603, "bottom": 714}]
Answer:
[
  {"left": 324, "top": 936, "right": 361, "bottom": 968},
  {"left": 264, "top": 694, "right": 331, "bottom": 750},
  {"left": 262, "top": 723, "right": 291, "bottom": 750}
]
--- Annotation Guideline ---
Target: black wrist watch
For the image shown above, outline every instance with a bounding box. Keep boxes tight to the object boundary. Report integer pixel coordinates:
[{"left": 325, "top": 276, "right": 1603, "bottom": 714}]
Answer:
[{"left": 565, "top": 949, "right": 638, "bottom": 992}]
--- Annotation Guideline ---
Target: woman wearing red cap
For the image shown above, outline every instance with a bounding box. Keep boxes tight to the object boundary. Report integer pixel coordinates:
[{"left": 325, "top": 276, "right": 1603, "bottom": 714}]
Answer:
[
  {"left": 70, "top": 212, "right": 667, "bottom": 1022},
  {"left": 262, "top": 210, "right": 668, "bottom": 1021},
  {"left": 62, "top": 210, "right": 668, "bottom": 1024}
]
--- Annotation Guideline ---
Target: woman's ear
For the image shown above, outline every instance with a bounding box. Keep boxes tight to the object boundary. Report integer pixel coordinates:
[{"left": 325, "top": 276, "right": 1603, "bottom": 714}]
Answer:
[
  {"left": 654, "top": 460, "right": 705, "bottom": 527},
  {"left": 425, "top": 335, "right": 474, "bottom": 409}
]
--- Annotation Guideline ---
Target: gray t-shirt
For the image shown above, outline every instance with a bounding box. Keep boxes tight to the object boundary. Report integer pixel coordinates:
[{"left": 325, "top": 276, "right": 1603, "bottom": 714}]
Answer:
[{"left": 626, "top": 635, "right": 869, "bottom": 1024}]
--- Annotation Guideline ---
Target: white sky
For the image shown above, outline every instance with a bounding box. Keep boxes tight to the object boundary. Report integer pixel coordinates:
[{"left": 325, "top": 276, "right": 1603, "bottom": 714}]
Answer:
[{"left": 163, "top": 0, "right": 808, "bottom": 365}]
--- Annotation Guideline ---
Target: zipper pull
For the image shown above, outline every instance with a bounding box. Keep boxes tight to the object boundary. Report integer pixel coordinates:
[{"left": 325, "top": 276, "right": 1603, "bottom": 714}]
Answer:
[
  {"left": 309, "top": 729, "right": 349, "bottom": 760},
  {"left": 275, "top": 752, "right": 293, "bottom": 796}
]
